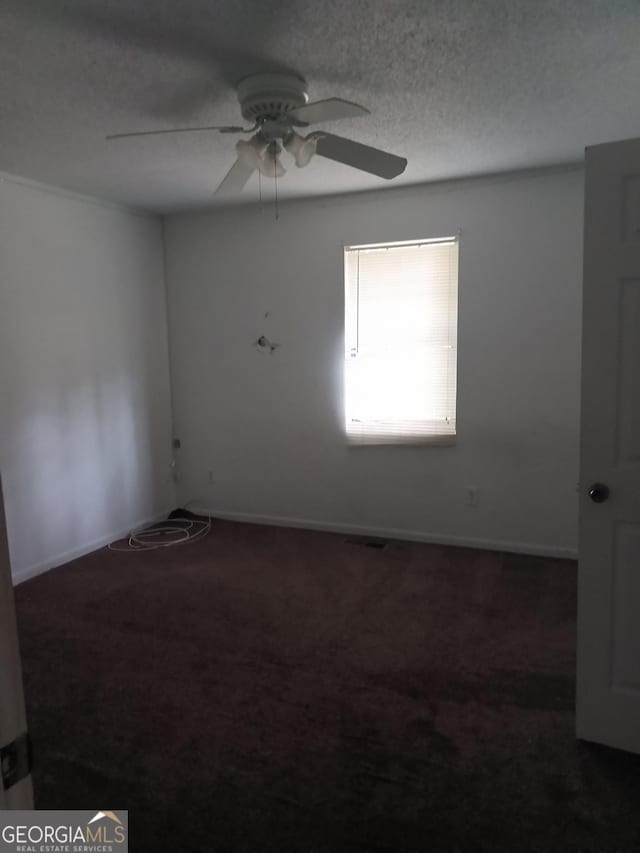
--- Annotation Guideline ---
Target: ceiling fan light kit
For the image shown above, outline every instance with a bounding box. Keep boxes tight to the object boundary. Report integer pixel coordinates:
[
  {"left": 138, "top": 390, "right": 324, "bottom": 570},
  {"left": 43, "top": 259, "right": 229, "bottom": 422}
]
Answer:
[
  {"left": 236, "top": 136, "right": 268, "bottom": 170},
  {"left": 259, "top": 142, "right": 286, "bottom": 179},
  {"left": 284, "top": 130, "right": 320, "bottom": 168},
  {"left": 108, "top": 72, "right": 408, "bottom": 196}
]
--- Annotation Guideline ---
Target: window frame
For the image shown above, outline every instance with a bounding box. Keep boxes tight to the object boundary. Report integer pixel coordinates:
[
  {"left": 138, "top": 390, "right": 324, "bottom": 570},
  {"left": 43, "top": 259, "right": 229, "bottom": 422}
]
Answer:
[{"left": 343, "top": 235, "right": 459, "bottom": 447}]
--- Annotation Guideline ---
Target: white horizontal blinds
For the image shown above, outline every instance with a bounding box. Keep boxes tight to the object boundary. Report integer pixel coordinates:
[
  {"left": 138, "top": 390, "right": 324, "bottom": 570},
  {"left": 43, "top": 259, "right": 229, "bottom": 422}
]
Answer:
[{"left": 345, "top": 238, "right": 458, "bottom": 444}]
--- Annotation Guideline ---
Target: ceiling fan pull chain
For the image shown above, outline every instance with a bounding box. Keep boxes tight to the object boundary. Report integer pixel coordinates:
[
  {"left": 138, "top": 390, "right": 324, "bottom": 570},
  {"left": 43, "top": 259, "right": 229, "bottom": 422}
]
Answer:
[{"left": 274, "top": 166, "right": 279, "bottom": 221}]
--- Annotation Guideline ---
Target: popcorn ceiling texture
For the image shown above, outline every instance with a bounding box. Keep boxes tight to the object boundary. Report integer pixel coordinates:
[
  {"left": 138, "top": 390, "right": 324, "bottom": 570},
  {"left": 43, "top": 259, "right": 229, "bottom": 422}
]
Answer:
[{"left": 1, "top": 0, "right": 640, "bottom": 211}]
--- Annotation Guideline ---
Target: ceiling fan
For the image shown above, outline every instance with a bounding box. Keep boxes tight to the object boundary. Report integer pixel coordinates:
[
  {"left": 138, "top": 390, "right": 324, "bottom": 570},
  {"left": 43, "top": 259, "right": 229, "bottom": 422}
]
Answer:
[{"left": 107, "top": 73, "right": 408, "bottom": 195}]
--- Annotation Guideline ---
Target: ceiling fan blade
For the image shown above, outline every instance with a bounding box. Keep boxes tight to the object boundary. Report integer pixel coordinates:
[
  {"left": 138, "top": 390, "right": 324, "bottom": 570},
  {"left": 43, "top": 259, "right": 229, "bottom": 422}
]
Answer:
[
  {"left": 107, "top": 125, "right": 251, "bottom": 141},
  {"left": 312, "top": 132, "right": 407, "bottom": 179},
  {"left": 289, "top": 98, "right": 369, "bottom": 126},
  {"left": 215, "top": 158, "right": 255, "bottom": 195}
]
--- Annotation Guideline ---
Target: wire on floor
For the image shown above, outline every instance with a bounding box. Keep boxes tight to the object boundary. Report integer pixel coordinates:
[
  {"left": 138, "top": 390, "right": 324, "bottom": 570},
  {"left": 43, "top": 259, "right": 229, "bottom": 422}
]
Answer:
[{"left": 108, "top": 509, "right": 211, "bottom": 552}]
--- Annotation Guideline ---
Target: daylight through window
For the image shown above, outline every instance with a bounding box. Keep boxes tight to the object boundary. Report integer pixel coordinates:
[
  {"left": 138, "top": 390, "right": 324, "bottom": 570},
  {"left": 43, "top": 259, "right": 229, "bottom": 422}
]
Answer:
[{"left": 344, "top": 237, "right": 459, "bottom": 444}]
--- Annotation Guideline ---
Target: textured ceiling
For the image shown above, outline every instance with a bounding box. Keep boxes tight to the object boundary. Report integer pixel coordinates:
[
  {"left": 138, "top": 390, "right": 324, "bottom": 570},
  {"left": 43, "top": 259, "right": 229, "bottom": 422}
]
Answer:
[{"left": 1, "top": 0, "right": 640, "bottom": 212}]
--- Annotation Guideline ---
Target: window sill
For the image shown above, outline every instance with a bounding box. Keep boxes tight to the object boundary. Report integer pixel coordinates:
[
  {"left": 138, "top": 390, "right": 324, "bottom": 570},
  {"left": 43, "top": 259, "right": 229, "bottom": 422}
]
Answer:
[{"left": 346, "top": 434, "right": 456, "bottom": 447}]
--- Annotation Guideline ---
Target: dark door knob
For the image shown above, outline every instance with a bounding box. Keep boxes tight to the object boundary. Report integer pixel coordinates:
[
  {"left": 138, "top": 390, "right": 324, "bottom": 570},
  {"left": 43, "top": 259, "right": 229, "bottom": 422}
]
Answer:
[{"left": 588, "top": 483, "right": 610, "bottom": 503}]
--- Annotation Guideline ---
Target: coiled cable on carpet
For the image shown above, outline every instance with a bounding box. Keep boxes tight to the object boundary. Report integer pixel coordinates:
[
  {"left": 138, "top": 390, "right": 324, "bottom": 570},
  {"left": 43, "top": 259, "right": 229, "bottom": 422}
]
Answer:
[{"left": 108, "top": 508, "right": 211, "bottom": 552}]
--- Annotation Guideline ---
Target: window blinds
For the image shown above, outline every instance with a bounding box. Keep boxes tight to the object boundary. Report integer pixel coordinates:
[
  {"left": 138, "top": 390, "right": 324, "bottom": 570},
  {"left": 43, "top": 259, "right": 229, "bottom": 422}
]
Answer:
[{"left": 344, "top": 237, "right": 459, "bottom": 445}]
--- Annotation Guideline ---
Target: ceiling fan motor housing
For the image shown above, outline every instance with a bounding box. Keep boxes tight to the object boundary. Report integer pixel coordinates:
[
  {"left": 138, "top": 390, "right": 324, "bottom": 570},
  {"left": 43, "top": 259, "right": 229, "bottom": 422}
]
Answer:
[{"left": 237, "top": 73, "right": 309, "bottom": 125}]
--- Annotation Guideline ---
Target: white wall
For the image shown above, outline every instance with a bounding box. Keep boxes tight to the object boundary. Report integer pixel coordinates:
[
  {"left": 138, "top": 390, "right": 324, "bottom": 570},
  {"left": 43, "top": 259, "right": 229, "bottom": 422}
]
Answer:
[
  {"left": 164, "top": 167, "right": 583, "bottom": 557},
  {"left": 0, "top": 177, "right": 175, "bottom": 582}
]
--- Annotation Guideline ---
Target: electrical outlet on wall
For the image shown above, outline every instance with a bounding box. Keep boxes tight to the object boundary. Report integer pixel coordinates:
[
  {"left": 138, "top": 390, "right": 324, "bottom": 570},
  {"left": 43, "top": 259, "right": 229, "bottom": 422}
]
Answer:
[{"left": 465, "top": 486, "right": 479, "bottom": 507}]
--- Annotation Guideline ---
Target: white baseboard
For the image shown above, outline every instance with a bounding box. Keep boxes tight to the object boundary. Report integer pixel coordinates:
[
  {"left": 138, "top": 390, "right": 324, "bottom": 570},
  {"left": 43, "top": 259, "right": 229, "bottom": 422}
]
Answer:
[
  {"left": 12, "top": 508, "right": 174, "bottom": 586},
  {"left": 200, "top": 507, "right": 578, "bottom": 560},
  {"left": 12, "top": 506, "right": 577, "bottom": 585}
]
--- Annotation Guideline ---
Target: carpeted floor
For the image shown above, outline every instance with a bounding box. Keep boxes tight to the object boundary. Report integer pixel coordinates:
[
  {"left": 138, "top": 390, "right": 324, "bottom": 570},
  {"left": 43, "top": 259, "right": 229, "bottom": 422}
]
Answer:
[{"left": 13, "top": 517, "right": 640, "bottom": 852}]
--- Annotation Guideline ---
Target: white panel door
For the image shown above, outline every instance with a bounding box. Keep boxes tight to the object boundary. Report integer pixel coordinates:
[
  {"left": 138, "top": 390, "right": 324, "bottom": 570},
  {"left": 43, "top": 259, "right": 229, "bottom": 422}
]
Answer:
[
  {"left": 577, "top": 138, "right": 640, "bottom": 754},
  {"left": 0, "top": 476, "right": 33, "bottom": 808}
]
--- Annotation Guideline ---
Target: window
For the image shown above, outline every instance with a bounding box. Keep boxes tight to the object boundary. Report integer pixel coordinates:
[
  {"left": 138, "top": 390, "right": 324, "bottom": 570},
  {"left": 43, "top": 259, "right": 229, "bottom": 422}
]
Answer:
[{"left": 344, "top": 237, "right": 459, "bottom": 445}]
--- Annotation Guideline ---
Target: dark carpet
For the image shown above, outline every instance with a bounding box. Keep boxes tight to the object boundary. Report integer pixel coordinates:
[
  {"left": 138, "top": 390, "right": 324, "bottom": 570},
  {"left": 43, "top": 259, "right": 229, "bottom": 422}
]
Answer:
[{"left": 13, "top": 518, "right": 640, "bottom": 852}]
